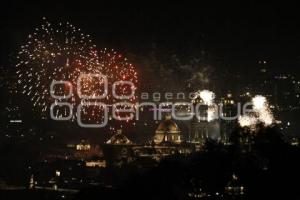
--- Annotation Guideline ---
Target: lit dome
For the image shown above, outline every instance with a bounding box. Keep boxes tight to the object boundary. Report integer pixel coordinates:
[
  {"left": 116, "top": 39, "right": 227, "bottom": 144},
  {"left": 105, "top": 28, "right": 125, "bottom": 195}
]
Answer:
[
  {"left": 154, "top": 114, "right": 181, "bottom": 144},
  {"left": 156, "top": 119, "right": 180, "bottom": 133}
]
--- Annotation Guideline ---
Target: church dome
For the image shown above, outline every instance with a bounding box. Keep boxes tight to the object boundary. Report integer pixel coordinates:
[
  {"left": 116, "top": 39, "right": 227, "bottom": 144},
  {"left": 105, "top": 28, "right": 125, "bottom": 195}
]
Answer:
[
  {"left": 154, "top": 115, "right": 181, "bottom": 144},
  {"left": 156, "top": 118, "right": 180, "bottom": 133}
]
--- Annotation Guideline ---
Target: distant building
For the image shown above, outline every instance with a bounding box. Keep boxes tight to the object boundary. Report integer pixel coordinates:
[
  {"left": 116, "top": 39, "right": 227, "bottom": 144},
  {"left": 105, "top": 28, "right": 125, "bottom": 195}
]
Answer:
[
  {"left": 273, "top": 74, "right": 297, "bottom": 110},
  {"left": 85, "top": 160, "right": 106, "bottom": 168},
  {"left": 220, "top": 95, "right": 238, "bottom": 144},
  {"left": 102, "top": 117, "right": 194, "bottom": 167},
  {"left": 65, "top": 139, "right": 103, "bottom": 160},
  {"left": 102, "top": 130, "right": 136, "bottom": 167},
  {"left": 154, "top": 114, "right": 182, "bottom": 144},
  {"left": 190, "top": 100, "right": 220, "bottom": 144}
]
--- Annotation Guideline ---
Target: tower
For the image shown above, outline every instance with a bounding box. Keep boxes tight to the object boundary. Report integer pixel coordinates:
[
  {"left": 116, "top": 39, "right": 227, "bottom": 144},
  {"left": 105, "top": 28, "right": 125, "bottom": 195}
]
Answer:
[{"left": 190, "top": 99, "right": 220, "bottom": 144}]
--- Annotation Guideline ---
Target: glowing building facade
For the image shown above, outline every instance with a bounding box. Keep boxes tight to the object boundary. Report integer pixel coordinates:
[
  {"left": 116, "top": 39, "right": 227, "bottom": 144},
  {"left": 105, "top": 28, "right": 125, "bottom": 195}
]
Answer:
[
  {"left": 154, "top": 114, "right": 181, "bottom": 144},
  {"left": 103, "top": 117, "right": 193, "bottom": 167}
]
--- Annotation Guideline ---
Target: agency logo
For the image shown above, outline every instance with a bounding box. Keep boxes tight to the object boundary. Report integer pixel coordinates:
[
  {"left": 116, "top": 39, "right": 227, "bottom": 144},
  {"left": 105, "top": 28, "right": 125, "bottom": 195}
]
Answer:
[{"left": 50, "top": 74, "right": 274, "bottom": 128}]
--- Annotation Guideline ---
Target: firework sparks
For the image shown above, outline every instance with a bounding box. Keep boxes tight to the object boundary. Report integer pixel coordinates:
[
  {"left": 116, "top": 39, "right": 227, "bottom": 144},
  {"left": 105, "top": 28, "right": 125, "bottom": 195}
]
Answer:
[
  {"left": 239, "top": 95, "right": 274, "bottom": 130},
  {"left": 199, "top": 90, "right": 215, "bottom": 106},
  {"left": 253, "top": 96, "right": 274, "bottom": 126},
  {"left": 252, "top": 95, "right": 266, "bottom": 110},
  {"left": 15, "top": 18, "right": 138, "bottom": 125},
  {"left": 192, "top": 90, "right": 218, "bottom": 122},
  {"left": 99, "top": 48, "right": 138, "bottom": 104},
  {"left": 16, "top": 18, "right": 101, "bottom": 116}
]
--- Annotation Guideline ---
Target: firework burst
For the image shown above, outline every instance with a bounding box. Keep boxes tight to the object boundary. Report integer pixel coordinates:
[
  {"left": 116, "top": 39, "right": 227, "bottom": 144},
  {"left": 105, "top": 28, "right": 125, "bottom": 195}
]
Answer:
[
  {"left": 99, "top": 48, "right": 138, "bottom": 104},
  {"left": 238, "top": 95, "right": 274, "bottom": 130},
  {"left": 15, "top": 18, "right": 138, "bottom": 126},
  {"left": 192, "top": 90, "right": 218, "bottom": 122}
]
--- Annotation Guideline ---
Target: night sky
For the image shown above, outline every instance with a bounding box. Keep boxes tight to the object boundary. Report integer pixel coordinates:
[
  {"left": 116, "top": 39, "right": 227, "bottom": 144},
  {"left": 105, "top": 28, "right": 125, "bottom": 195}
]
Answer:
[
  {"left": 1, "top": 1, "right": 300, "bottom": 138},
  {"left": 1, "top": 1, "right": 300, "bottom": 74}
]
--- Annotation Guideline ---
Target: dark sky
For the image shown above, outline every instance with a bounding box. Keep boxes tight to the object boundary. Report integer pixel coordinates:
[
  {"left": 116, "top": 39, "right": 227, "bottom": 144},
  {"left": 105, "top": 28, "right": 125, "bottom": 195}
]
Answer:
[
  {"left": 1, "top": 1, "right": 300, "bottom": 74},
  {"left": 1, "top": 1, "right": 300, "bottom": 137}
]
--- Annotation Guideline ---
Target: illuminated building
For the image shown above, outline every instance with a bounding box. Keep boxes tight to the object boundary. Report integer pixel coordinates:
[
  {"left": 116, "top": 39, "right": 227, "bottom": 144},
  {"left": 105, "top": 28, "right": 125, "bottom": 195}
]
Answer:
[
  {"left": 154, "top": 114, "right": 181, "bottom": 144},
  {"left": 85, "top": 160, "right": 106, "bottom": 168},
  {"left": 220, "top": 94, "right": 238, "bottom": 144},
  {"left": 29, "top": 175, "right": 35, "bottom": 189},
  {"left": 102, "top": 130, "right": 135, "bottom": 167},
  {"left": 273, "top": 74, "right": 297, "bottom": 110},
  {"left": 76, "top": 144, "right": 91, "bottom": 151},
  {"left": 102, "top": 119, "right": 194, "bottom": 167},
  {"left": 106, "top": 130, "right": 134, "bottom": 145},
  {"left": 190, "top": 101, "right": 220, "bottom": 144},
  {"left": 1, "top": 99, "right": 27, "bottom": 138},
  {"left": 225, "top": 174, "right": 245, "bottom": 196},
  {"left": 65, "top": 140, "right": 103, "bottom": 160}
]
